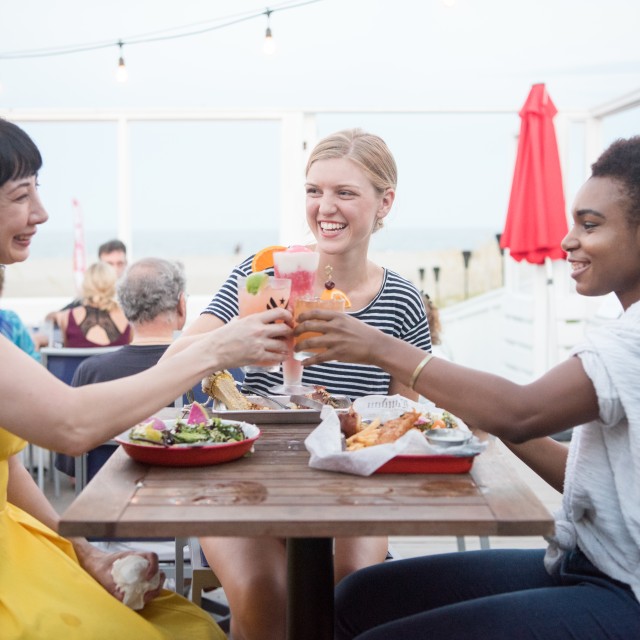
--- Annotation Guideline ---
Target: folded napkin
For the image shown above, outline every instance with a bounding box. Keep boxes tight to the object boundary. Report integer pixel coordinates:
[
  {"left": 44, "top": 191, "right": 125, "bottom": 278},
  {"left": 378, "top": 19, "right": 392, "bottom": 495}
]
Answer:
[
  {"left": 111, "top": 555, "right": 161, "bottom": 610},
  {"left": 304, "top": 395, "right": 486, "bottom": 476}
]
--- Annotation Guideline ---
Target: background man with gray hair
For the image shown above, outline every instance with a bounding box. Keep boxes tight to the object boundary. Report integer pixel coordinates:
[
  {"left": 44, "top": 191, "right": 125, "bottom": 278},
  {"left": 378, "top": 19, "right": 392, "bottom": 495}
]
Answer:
[{"left": 55, "top": 257, "right": 188, "bottom": 477}]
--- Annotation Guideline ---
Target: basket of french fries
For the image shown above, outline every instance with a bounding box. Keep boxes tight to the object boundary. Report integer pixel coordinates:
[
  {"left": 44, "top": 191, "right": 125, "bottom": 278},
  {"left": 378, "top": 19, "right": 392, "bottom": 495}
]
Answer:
[{"left": 304, "top": 395, "right": 487, "bottom": 476}]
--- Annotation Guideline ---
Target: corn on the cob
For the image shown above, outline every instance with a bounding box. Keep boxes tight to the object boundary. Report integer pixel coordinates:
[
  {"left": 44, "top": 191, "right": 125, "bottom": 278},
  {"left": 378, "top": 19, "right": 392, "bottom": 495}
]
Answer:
[{"left": 202, "top": 371, "right": 254, "bottom": 410}]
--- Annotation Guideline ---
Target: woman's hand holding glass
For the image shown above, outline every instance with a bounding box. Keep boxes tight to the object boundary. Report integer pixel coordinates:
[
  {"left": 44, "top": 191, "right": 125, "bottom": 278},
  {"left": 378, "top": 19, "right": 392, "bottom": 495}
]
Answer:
[
  {"left": 293, "top": 309, "right": 376, "bottom": 366},
  {"left": 210, "top": 307, "right": 293, "bottom": 371},
  {"left": 293, "top": 296, "right": 346, "bottom": 360},
  {"left": 237, "top": 275, "right": 292, "bottom": 373}
]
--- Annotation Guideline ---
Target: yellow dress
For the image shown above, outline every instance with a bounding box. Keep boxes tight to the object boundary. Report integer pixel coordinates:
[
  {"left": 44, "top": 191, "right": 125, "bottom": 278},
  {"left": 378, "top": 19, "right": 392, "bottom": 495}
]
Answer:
[{"left": 0, "top": 428, "right": 226, "bottom": 639}]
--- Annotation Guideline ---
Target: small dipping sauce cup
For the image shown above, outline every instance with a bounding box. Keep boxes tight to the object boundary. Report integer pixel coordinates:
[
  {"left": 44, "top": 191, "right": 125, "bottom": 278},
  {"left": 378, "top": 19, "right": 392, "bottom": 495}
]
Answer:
[{"left": 424, "top": 428, "right": 472, "bottom": 448}]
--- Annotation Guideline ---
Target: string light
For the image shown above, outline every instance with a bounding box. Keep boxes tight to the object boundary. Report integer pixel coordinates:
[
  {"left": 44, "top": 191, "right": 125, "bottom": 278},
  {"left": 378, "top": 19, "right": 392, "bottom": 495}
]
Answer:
[
  {"left": 115, "top": 41, "right": 128, "bottom": 83},
  {"left": 0, "top": 1, "right": 320, "bottom": 62},
  {"left": 0, "top": 1, "right": 320, "bottom": 90},
  {"left": 263, "top": 9, "right": 276, "bottom": 55}
]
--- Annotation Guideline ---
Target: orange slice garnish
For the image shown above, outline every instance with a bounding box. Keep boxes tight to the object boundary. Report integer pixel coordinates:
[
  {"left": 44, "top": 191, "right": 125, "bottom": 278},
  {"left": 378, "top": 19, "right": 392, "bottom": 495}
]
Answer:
[
  {"left": 251, "top": 245, "right": 286, "bottom": 272},
  {"left": 320, "top": 288, "right": 352, "bottom": 308}
]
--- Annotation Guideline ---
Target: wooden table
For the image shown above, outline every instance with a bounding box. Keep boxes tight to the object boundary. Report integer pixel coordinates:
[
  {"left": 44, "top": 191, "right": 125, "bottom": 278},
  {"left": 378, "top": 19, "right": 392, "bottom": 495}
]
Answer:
[{"left": 59, "top": 421, "right": 554, "bottom": 640}]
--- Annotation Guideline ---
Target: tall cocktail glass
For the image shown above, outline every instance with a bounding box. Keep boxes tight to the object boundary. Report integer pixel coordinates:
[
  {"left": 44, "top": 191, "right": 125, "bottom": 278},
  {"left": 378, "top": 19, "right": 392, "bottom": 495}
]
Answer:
[
  {"left": 271, "top": 246, "right": 320, "bottom": 393},
  {"left": 293, "top": 296, "right": 346, "bottom": 360},
  {"left": 237, "top": 275, "right": 291, "bottom": 373}
]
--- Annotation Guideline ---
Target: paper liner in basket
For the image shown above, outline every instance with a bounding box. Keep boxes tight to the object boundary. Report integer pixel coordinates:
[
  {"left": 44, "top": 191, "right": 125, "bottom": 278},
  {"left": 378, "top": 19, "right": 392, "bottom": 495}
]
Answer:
[{"left": 304, "top": 395, "right": 487, "bottom": 476}]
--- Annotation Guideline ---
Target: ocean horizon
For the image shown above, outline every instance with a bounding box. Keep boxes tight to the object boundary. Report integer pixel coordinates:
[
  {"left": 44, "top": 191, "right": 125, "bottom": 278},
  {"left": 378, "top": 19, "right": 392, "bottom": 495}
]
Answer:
[
  {"left": 6, "top": 225, "right": 505, "bottom": 314},
  {"left": 31, "top": 227, "right": 500, "bottom": 260}
]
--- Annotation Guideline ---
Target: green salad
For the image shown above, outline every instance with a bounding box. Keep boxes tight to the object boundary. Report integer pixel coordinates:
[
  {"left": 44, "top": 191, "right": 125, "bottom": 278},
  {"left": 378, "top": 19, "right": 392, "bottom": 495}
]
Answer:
[
  {"left": 130, "top": 417, "right": 246, "bottom": 446},
  {"left": 172, "top": 419, "right": 246, "bottom": 444}
]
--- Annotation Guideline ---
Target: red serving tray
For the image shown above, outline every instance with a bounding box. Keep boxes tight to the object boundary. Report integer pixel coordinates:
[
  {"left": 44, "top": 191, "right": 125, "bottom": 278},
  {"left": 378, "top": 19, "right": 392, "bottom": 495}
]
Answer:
[{"left": 375, "top": 454, "right": 476, "bottom": 474}]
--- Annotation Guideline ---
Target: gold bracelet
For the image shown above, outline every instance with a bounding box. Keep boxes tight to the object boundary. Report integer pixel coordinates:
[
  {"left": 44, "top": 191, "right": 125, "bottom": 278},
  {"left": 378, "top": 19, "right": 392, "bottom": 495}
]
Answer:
[{"left": 409, "top": 353, "right": 434, "bottom": 390}]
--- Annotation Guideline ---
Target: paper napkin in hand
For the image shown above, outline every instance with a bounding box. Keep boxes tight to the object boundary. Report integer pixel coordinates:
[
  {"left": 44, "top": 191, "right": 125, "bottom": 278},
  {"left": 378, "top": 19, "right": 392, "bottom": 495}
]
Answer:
[{"left": 111, "top": 555, "right": 161, "bottom": 610}]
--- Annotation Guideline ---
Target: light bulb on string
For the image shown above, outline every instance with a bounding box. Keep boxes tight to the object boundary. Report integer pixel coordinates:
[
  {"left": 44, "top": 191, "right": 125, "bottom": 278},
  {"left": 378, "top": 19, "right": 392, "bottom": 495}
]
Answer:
[
  {"left": 115, "top": 41, "right": 128, "bottom": 83},
  {"left": 263, "top": 9, "right": 276, "bottom": 55}
]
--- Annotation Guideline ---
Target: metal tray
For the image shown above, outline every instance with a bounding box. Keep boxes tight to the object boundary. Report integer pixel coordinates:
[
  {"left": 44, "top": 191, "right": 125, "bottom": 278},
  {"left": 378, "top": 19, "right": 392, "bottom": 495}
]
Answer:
[{"left": 210, "top": 395, "right": 350, "bottom": 424}]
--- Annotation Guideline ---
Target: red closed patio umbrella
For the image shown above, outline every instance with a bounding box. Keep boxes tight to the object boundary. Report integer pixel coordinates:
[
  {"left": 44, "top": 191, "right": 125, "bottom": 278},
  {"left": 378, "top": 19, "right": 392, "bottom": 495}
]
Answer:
[
  {"left": 500, "top": 84, "right": 570, "bottom": 376},
  {"left": 500, "top": 83, "right": 568, "bottom": 263}
]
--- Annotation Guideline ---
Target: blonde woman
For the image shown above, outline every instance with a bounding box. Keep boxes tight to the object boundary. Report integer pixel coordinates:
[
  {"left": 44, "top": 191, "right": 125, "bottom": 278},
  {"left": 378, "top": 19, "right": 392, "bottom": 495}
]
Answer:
[
  {"left": 52, "top": 261, "right": 131, "bottom": 347},
  {"left": 168, "top": 128, "right": 431, "bottom": 640}
]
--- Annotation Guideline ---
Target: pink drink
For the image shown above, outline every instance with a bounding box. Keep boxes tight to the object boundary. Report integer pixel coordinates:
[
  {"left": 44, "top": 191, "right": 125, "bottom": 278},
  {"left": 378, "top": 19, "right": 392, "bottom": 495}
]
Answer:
[
  {"left": 238, "top": 278, "right": 291, "bottom": 317},
  {"left": 237, "top": 275, "right": 291, "bottom": 372},
  {"left": 281, "top": 356, "right": 304, "bottom": 386},
  {"left": 273, "top": 247, "right": 319, "bottom": 387},
  {"left": 273, "top": 246, "right": 320, "bottom": 307}
]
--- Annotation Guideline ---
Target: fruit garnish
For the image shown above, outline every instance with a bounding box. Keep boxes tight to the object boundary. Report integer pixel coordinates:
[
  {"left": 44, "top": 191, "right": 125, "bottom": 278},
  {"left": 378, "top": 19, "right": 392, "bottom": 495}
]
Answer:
[
  {"left": 245, "top": 272, "right": 269, "bottom": 295},
  {"left": 323, "top": 265, "right": 335, "bottom": 290},
  {"left": 147, "top": 417, "right": 166, "bottom": 431},
  {"left": 186, "top": 401, "right": 209, "bottom": 425},
  {"left": 130, "top": 420, "right": 166, "bottom": 444},
  {"left": 251, "top": 245, "right": 286, "bottom": 272},
  {"left": 320, "top": 265, "right": 351, "bottom": 306},
  {"left": 320, "top": 288, "right": 352, "bottom": 307}
]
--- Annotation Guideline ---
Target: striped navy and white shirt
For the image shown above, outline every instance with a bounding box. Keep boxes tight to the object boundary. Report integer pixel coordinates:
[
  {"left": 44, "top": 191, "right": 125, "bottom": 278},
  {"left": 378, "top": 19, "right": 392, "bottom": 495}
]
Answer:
[{"left": 204, "top": 255, "right": 431, "bottom": 399}]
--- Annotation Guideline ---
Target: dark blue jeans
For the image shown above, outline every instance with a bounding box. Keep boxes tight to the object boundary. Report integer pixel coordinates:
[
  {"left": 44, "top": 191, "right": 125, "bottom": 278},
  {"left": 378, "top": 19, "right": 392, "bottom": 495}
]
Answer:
[{"left": 335, "top": 548, "right": 640, "bottom": 639}]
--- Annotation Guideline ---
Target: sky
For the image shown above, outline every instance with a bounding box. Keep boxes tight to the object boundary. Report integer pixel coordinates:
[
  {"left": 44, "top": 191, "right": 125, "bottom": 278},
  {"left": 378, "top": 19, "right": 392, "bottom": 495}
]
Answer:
[
  {"left": 2, "top": 0, "right": 639, "bottom": 110},
  {"left": 1, "top": 0, "right": 639, "bottom": 258}
]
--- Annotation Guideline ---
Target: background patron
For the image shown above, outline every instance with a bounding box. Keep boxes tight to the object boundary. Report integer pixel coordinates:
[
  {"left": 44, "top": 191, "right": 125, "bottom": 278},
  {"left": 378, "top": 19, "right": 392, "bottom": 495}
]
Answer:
[{"left": 49, "top": 261, "right": 131, "bottom": 347}]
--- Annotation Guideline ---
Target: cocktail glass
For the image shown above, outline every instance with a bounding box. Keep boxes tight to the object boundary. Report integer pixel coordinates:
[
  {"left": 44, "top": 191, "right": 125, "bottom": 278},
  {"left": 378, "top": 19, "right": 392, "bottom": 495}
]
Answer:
[
  {"left": 270, "top": 247, "right": 319, "bottom": 394},
  {"left": 237, "top": 275, "right": 291, "bottom": 373},
  {"left": 293, "top": 296, "right": 346, "bottom": 361}
]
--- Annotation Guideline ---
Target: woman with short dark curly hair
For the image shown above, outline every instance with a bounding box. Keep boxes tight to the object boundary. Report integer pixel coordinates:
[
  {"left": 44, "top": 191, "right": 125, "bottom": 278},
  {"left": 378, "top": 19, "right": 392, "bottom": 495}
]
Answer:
[
  {"left": 0, "top": 117, "right": 293, "bottom": 640},
  {"left": 296, "top": 136, "right": 640, "bottom": 639}
]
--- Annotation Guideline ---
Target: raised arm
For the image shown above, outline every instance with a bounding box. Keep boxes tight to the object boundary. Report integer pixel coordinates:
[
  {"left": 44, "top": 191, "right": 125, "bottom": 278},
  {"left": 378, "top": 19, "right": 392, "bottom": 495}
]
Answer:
[
  {"left": 160, "top": 312, "right": 225, "bottom": 360},
  {"left": 295, "top": 311, "right": 596, "bottom": 489},
  {"left": 296, "top": 311, "right": 597, "bottom": 439},
  {"left": 0, "top": 308, "right": 291, "bottom": 454}
]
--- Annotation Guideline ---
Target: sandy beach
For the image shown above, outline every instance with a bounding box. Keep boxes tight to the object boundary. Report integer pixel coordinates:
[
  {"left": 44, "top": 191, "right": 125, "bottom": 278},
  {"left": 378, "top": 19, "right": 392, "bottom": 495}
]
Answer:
[
  {"left": 2, "top": 239, "right": 504, "bottom": 333},
  {"left": 4, "top": 239, "right": 502, "bottom": 303}
]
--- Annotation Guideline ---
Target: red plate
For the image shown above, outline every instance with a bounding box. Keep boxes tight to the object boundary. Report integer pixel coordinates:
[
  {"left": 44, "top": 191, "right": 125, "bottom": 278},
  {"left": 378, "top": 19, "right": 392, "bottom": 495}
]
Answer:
[
  {"left": 376, "top": 454, "right": 476, "bottom": 474},
  {"left": 115, "top": 420, "right": 260, "bottom": 467}
]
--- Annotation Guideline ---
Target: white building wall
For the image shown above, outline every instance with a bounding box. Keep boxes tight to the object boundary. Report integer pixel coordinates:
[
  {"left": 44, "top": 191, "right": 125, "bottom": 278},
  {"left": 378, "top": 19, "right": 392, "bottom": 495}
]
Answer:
[{"left": 440, "top": 258, "right": 622, "bottom": 385}]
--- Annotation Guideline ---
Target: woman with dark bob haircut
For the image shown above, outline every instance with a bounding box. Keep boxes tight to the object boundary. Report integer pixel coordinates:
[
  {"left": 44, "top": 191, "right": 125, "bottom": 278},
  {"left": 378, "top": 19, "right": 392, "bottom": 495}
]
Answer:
[
  {"left": 0, "top": 118, "right": 293, "bottom": 639},
  {"left": 294, "top": 136, "right": 640, "bottom": 639}
]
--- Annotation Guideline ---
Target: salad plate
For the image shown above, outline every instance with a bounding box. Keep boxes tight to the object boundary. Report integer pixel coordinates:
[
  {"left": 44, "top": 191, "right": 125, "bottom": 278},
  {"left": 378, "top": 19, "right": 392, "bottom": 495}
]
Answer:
[{"left": 115, "top": 419, "right": 260, "bottom": 467}]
